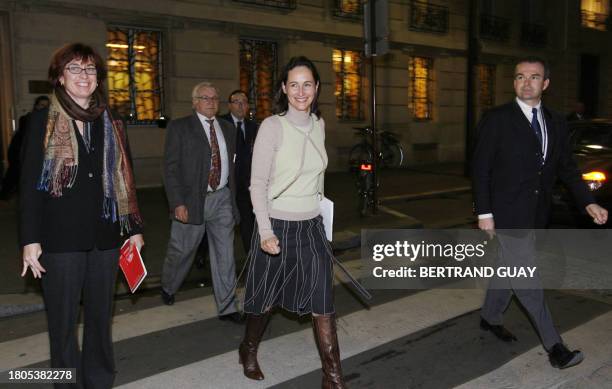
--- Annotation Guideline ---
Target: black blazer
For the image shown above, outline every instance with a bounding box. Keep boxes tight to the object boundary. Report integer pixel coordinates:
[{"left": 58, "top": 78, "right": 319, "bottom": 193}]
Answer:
[
  {"left": 163, "top": 113, "right": 239, "bottom": 224},
  {"left": 219, "top": 113, "right": 258, "bottom": 194},
  {"left": 19, "top": 108, "right": 142, "bottom": 252},
  {"left": 566, "top": 112, "right": 586, "bottom": 121},
  {"left": 472, "top": 100, "right": 594, "bottom": 228}
]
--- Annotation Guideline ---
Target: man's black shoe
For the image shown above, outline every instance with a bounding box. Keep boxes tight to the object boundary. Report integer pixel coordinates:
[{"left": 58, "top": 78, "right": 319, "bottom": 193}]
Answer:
[
  {"left": 161, "top": 289, "right": 175, "bottom": 306},
  {"left": 480, "top": 318, "right": 517, "bottom": 342},
  {"left": 219, "top": 312, "right": 245, "bottom": 324},
  {"left": 549, "top": 343, "right": 584, "bottom": 369}
]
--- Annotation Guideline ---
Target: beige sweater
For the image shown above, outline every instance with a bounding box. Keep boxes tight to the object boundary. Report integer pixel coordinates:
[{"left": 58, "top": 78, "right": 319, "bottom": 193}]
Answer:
[{"left": 250, "top": 106, "right": 327, "bottom": 241}]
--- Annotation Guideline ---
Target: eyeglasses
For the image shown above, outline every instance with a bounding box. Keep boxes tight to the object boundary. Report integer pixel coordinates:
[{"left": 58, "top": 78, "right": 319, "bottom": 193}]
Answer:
[
  {"left": 230, "top": 100, "right": 248, "bottom": 106},
  {"left": 195, "top": 96, "right": 219, "bottom": 104},
  {"left": 66, "top": 65, "right": 97, "bottom": 75}
]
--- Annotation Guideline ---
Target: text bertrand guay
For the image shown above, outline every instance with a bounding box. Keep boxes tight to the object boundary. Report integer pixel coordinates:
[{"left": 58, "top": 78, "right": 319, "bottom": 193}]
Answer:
[{"left": 372, "top": 266, "right": 537, "bottom": 279}]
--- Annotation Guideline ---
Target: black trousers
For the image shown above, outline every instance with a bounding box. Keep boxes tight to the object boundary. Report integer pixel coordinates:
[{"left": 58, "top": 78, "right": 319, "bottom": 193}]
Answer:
[
  {"left": 237, "top": 190, "right": 255, "bottom": 253},
  {"left": 40, "top": 247, "right": 119, "bottom": 389}
]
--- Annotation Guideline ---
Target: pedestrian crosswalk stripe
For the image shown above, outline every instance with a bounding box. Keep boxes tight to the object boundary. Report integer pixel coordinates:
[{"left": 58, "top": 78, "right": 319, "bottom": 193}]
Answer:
[
  {"left": 454, "top": 311, "right": 612, "bottom": 389},
  {"left": 0, "top": 258, "right": 366, "bottom": 370},
  {"left": 116, "top": 289, "right": 486, "bottom": 388}
]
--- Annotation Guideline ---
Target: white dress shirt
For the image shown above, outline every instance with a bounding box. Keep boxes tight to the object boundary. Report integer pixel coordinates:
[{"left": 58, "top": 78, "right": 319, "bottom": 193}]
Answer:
[
  {"left": 515, "top": 97, "right": 548, "bottom": 160},
  {"left": 196, "top": 112, "right": 229, "bottom": 191}
]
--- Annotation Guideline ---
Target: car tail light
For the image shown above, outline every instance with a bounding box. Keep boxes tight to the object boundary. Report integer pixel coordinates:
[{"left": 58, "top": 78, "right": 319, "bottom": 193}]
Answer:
[
  {"left": 360, "top": 163, "right": 372, "bottom": 171},
  {"left": 582, "top": 171, "right": 606, "bottom": 191}
]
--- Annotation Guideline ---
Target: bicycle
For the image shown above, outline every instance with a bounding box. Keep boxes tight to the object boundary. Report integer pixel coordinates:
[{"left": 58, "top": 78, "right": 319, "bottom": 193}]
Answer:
[
  {"left": 348, "top": 127, "right": 404, "bottom": 216},
  {"left": 356, "top": 160, "right": 375, "bottom": 216},
  {"left": 348, "top": 127, "right": 404, "bottom": 170}
]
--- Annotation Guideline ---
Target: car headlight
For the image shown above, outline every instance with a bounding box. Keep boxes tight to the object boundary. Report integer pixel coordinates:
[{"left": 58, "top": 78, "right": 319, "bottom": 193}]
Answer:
[{"left": 582, "top": 171, "right": 606, "bottom": 191}]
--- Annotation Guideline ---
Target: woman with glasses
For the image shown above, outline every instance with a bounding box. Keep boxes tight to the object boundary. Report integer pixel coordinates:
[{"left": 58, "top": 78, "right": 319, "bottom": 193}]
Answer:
[
  {"left": 240, "top": 56, "right": 359, "bottom": 389},
  {"left": 20, "top": 43, "right": 143, "bottom": 388}
]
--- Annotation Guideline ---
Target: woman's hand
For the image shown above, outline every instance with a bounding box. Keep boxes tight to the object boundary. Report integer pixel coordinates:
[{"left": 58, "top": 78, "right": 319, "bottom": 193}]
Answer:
[
  {"left": 129, "top": 234, "right": 145, "bottom": 251},
  {"left": 261, "top": 236, "right": 280, "bottom": 255},
  {"left": 21, "top": 243, "right": 45, "bottom": 279}
]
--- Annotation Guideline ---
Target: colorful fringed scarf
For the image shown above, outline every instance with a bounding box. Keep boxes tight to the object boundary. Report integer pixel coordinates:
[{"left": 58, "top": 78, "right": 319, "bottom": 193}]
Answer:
[{"left": 37, "top": 92, "right": 142, "bottom": 234}]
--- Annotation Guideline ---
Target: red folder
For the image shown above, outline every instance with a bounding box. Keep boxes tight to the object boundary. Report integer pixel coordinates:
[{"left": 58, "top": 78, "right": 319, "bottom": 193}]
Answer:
[{"left": 119, "top": 240, "right": 147, "bottom": 293}]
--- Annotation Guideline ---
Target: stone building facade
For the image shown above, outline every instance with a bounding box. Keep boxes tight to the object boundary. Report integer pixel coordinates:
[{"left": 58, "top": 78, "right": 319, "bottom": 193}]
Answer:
[{"left": 0, "top": 0, "right": 610, "bottom": 187}]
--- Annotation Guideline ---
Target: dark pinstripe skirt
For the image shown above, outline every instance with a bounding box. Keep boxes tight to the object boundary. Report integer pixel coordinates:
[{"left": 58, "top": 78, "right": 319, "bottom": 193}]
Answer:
[{"left": 243, "top": 216, "right": 335, "bottom": 316}]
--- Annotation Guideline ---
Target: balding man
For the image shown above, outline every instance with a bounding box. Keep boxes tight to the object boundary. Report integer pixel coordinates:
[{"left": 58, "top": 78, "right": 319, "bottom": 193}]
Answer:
[{"left": 161, "top": 82, "right": 243, "bottom": 323}]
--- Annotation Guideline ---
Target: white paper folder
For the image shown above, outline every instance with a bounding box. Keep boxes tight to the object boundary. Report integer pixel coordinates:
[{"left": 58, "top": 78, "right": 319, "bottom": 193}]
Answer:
[{"left": 320, "top": 196, "right": 334, "bottom": 241}]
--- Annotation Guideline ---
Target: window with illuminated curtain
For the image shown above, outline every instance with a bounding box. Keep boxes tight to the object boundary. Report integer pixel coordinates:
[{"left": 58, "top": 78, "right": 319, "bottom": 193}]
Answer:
[
  {"left": 477, "top": 64, "right": 495, "bottom": 114},
  {"left": 581, "top": 0, "right": 610, "bottom": 31},
  {"left": 239, "top": 39, "right": 277, "bottom": 122},
  {"left": 408, "top": 56, "right": 433, "bottom": 120},
  {"left": 333, "top": 49, "right": 362, "bottom": 120},
  {"left": 106, "top": 27, "right": 163, "bottom": 124}
]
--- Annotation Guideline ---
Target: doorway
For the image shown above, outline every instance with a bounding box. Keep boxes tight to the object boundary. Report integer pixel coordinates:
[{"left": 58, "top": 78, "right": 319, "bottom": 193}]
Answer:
[{"left": 579, "top": 54, "right": 600, "bottom": 118}]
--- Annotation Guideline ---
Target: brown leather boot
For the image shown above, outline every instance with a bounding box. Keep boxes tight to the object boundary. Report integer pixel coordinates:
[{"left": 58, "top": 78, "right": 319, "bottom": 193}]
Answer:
[
  {"left": 312, "top": 314, "right": 347, "bottom": 389},
  {"left": 239, "top": 313, "right": 270, "bottom": 380}
]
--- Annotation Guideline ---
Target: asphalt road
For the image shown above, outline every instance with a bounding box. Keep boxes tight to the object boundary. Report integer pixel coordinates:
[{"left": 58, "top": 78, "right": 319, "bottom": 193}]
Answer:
[{"left": 2, "top": 164, "right": 611, "bottom": 388}]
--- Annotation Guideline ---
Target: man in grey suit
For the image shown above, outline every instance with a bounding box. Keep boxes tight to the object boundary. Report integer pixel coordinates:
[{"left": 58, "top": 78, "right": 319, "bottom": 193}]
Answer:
[{"left": 161, "top": 81, "right": 243, "bottom": 323}]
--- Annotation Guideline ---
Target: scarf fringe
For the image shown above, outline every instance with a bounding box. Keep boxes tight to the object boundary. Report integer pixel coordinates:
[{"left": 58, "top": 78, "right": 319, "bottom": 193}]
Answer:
[
  {"left": 118, "top": 213, "right": 144, "bottom": 236},
  {"left": 36, "top": 159, "right": 77, "bottom": 197},
  {"left": 105, "top": 196, "right": 145, "bottom": 236},
  {"left": 103, "top": 196, "right": 118, "bottom": 223}
]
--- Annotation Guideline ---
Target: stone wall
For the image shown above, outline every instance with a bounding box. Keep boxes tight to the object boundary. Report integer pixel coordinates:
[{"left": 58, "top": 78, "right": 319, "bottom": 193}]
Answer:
[{"left": 1, "top": 0, "right": 610, "bottom": 187}]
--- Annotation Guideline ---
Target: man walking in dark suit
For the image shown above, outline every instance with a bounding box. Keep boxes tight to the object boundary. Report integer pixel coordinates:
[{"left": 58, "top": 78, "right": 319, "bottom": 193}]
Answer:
[
  {"left": 220, "top": 90, "right": 258, "bottom": 252},
  {"left": 1, "top": 95, "right": 49, "bottom": 200},
  {"left": 161, "top": 81, "right": 243, "bottom": 323},
  {"left": 472, "top": 57, "right": 607, "bottom": 369}
]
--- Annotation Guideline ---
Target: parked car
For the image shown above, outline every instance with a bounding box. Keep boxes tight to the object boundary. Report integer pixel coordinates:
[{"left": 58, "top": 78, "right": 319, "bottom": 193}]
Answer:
[{"left": 551, "top": 119, "right": 612, "bottom": 226}]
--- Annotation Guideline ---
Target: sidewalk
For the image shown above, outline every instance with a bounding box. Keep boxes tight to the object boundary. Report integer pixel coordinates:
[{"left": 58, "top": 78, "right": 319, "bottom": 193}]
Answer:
[{"left": 0, "top": 162, "right": 471, "bottom": 317}]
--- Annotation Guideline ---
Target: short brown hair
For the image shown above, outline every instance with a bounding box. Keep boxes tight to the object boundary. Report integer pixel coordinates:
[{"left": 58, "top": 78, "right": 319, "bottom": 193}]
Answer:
[
  {"left": 48, "top": 43, "right": 107, "bottom": 88},
  {"left": 228, "top": 89, "right": 247, "bottom": 103},
  {"left": 515, "top": 56, "right": 550, "bottom": 80}
]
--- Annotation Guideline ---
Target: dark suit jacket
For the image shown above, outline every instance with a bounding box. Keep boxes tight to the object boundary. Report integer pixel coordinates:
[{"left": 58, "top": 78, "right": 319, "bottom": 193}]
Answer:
[
  {"left": 219, "top": 113, "right": 258, "bottom": 194},
  {"left": 19, "top": 108, "right": 142, "bottom": 252},
  {"left": 472, "top": 100, "right": 594, "bottom": 228},
  {"left": 163, "top": 112, "right": 239, "bottom": 224},
  {"left": 566, "top": 112, "right": 586, "bottom": 121}
]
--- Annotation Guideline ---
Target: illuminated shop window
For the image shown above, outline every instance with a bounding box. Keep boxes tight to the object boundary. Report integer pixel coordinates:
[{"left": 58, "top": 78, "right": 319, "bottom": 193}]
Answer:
[
  {"left": 106, "top": 27, "right": 163, "bottom": 124},
  {"left": 333, "top": 49, "right": 363, "bottom": 120},
  {"left": 478, "top": 64, "right": 496, "bottom": 113},
  {"left": 408, "top": 56, "right": 433, "bottom": 120},
  {"left": 581, "top": 0, "right": 610, "bottom": 31},
  {"left": 239, "top": 39, "right": 277, "bottom": 122}
]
